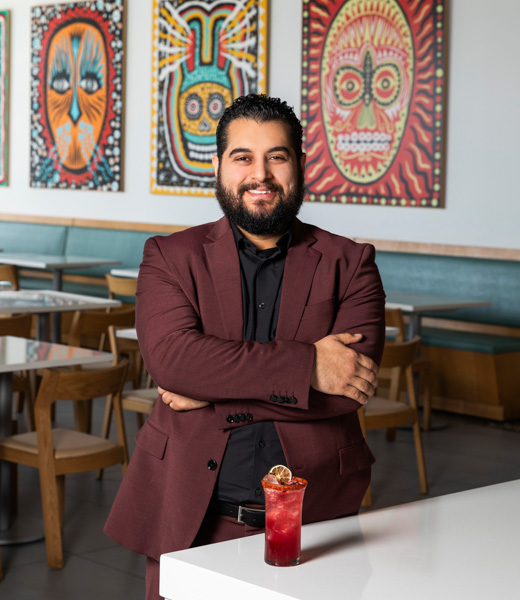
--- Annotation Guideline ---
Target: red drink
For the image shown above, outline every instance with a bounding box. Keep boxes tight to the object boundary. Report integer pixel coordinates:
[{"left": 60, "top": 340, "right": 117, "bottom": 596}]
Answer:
[{"left": 261, "top": 474, "right": 308, "bottom": 566}]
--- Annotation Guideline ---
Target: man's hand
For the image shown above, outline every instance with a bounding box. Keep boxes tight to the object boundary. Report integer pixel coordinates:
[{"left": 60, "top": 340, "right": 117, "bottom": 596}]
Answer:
[
  {"left": 158, "top": 387, "right": 210, "bottom": 412},
  {"left": 311, "top": 333, "right": 379, "bottom": 405}
]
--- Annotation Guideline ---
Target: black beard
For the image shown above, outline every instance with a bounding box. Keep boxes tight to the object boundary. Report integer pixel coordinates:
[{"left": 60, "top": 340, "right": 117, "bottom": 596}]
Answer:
[{"left": 215, "top": 171, "right": 305, "bottom": 236}]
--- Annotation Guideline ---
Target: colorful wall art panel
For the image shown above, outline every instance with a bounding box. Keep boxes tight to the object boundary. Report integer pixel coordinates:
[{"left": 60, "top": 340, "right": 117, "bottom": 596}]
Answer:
[
  {"left": 30, "top": 1, "right": 125, "bottom": 191},
  {"left": 0, "top": 10, "right": 9, "bottom": 186},
  {"left": 301, "top": 0, "right": 448, "bottom": 208},
  {"left": 150, "top": 0, "right": 268, "bottom": 196}
]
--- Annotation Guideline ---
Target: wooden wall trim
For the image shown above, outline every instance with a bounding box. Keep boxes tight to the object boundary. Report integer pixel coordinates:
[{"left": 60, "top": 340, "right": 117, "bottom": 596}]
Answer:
[
  {"left": 0, "top": 213, "right": 190, "bottom": 234},
  {"left": 354, "top": 238, "right": 520, "bottom": 261},
  {"left": 1, "top": 213, "right": 519, "bottom": 260}
]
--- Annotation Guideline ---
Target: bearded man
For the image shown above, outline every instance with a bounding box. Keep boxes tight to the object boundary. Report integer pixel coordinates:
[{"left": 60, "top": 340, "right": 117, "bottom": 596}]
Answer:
[{"left": 104, "top": 94, "right": 386, "bottom": 600}]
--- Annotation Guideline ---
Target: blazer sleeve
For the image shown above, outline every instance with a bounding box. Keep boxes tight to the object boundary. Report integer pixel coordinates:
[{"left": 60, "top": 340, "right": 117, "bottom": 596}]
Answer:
[
  {"left": 212, "top": 242, "right": 386, "bottom": 427},
  {"left": 136, "top": 236, "right": 316, "bottom": 406}
]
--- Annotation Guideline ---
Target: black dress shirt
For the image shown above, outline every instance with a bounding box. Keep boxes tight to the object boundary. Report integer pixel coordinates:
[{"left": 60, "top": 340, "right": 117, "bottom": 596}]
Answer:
[{"left": 214, "top": 224, "right": 291, "bottom": 504}]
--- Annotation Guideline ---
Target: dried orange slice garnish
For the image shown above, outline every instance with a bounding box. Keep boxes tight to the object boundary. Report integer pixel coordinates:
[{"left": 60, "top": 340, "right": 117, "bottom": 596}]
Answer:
[{"left": 269, "top": 464, "right": 292, "bottom": 484}]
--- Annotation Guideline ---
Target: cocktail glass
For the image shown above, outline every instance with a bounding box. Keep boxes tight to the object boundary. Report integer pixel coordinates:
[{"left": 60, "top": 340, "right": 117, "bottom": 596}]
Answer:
[{"left": 261, "top": 475, "right": 308, "bottom": 566}]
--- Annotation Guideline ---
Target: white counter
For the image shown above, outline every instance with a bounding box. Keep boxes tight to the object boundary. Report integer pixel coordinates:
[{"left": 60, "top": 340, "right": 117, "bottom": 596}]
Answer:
[{"left": 161, "top": 480, "right": 519, "bottom": 600}]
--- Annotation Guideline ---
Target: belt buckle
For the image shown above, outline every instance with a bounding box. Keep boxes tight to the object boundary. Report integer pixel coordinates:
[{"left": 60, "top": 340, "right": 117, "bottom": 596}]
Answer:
[
  {"left": 237, "top": 505, "right": 265, "bottom": 525},
  {"left": 237, "top": 505, "right": 245, "bottom": 524}
]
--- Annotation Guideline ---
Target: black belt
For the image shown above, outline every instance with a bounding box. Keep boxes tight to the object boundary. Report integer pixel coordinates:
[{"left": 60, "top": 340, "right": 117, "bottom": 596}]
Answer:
[{"left": 210, "top": 500, "right": 265, "bottom": 528}]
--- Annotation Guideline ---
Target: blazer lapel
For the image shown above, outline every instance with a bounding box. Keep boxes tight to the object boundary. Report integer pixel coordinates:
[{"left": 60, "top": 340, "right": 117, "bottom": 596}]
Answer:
[
  {"left": 204, "top": 218, "right": 244, "bottom": 340},
  {"left": 276, "top": 221, "right": 320, "bottom": 340}
]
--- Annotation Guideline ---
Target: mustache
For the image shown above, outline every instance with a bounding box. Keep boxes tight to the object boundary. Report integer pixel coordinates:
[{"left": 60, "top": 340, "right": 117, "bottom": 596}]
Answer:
[{"left": 238, "top": 182, "right": 284, "bottom": 195}]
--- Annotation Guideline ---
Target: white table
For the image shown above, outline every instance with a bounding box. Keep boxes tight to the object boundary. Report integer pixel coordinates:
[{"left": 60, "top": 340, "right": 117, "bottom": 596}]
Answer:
[
  {"left": 0, "top": 253, "right": 121, "bottom": 291},
  {"left": 385, "top": 291, "right": 491, "bottom": 338},
  {"left": 0, "top": 336, "right": 114, "bottom": 543},
  {"left": 161, "top": 480, "right": 519, "bottom": 600},
  {"left": 0, "top": 290, "right": 121, "bottom": 342},
  {"left": 110, "top": 268, "right": 139, "bottom": 278}
]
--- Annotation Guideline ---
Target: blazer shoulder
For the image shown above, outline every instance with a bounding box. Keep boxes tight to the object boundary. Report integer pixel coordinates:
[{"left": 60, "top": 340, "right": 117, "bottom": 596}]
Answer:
[
  {"left": 146, "top": 219, "right": 226, "bottom": 254},
  {"left": 299, "top": 221, "right": 374, "bottom": 258}
]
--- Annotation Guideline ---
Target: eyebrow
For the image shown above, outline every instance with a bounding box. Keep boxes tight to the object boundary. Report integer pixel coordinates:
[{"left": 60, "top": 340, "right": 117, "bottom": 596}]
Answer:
[{"left": 228, "top": 145, "right": 291, "bottom": 157}]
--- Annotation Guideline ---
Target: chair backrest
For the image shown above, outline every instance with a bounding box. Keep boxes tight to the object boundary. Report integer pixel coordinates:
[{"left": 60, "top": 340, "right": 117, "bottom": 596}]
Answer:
[
  {"left": 0, "top": 264, "right": 20, "bottom": 290},
  {"left": 384, "top": 308, "right": 406, "bottom": 342},
  {"left": 105, "top": 274, "right": 137, "bottom": 300},
  {"left": 0, "top": 313, "right": 33, "bottom": 338},
  {"left": 68, "top": 307, "right": 135, "bottom": 351},
  {"left": 34, "top": 361, "right": 129, "bottom": 466},
  {"left": 380, "top": 336, "right": 421, "bottom": 405}
]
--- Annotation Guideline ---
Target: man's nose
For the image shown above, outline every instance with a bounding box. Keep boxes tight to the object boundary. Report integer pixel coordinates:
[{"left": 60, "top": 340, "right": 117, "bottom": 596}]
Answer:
[{"left": 251, "top": 160, "right": 272, "bottom": 182}]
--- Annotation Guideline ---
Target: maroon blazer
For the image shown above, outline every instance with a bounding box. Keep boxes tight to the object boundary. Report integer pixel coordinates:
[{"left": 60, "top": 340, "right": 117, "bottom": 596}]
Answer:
[{"left": 104, "top": 217, "right": 386, "bottom": 561}]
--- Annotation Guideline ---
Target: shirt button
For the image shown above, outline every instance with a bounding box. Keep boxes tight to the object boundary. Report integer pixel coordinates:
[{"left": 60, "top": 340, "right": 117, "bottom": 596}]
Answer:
[
  {"left": 255, "top": 487, "right": 262, "bottom": 496},
  {"left": 258, "top": 302, "right": 266, "bottom": 309},
  {"left": 207, "top": 459, "right": 218, "bottom": 471},
  {"left": 259, "top": 440, "right": 266, "bottom": 448}
]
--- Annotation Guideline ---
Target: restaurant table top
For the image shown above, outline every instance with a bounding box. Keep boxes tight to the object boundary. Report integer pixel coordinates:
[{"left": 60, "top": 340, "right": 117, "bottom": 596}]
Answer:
[
  {"left": 385, "top": 290, "right": 491, "bottom": 314},
  {"left": 0, "top": 252, "right": 121, "bottom": 270},
  {"left": 160, "top": 479, "right": 519, "bottom": 600},
  {"left": 110, "top": 268, "right": 139, "bottom": 278},
  {"left": 0, "top": 290, "right": 121, "bottom": 315}
]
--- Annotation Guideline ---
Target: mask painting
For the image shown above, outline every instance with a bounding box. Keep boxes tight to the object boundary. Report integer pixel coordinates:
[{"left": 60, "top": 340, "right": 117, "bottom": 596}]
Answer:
[
  {"left": 0, "top": 10, "right": 9, "bottom": 186},
  {"left": 301, "top": 0, "right": 447, "bottom": 208},
  {"left": 30, "top": 1, "right": 125, "bottom": 191},
  {"left": 151, "top": 0, "right": 268, "bottom": 196}
]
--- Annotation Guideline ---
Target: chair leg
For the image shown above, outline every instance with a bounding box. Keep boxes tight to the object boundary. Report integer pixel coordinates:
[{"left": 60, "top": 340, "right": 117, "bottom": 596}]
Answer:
[
  {"left": 136, "top": 413, "right": 144, "bottom": 429},
  {"left": 412, "top": 421, "right": 429, "bottom": 494},
  {"left": 422, "top": 374, "right": 432, "bottom": 432},
  {"left": 57, "top": 475, "right": 66, "bottom": 529},
  {"left": 97, "top": 396, "right": 114, "bottom": 480},
  {"left": 361, "top": 484, "right": 373, "bottom": 508},
  {"left": 39, "top": 473, "right": 65, "bottom": 568}
]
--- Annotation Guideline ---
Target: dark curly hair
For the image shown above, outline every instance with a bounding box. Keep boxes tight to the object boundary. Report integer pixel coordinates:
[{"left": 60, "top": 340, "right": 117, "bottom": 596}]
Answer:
[{"left": 216, "top": 94, "right": 303, "bottom": 160}]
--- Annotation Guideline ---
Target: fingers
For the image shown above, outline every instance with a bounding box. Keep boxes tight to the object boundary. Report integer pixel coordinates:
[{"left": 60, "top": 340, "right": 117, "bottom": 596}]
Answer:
[{"left": 159, "top": 387, "right": 210, "bottom": 411}]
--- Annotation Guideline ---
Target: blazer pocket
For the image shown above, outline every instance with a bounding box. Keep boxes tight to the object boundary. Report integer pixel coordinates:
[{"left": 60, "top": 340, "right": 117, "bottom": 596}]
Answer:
[
  {"left": 135, "top": 421, "right": 169, "bottom": 460},
  {"left": 339, "top": 439, "right": 375, "bottom": 476}
]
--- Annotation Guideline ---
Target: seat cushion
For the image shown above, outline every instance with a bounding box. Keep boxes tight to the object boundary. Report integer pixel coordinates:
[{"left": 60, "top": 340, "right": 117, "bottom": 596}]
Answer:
[{"left": 1, "top": 428, "right": 119, "bottom": 459}]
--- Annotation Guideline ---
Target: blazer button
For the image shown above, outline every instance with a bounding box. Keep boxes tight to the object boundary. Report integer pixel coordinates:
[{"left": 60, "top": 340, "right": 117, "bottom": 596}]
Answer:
[
  {"left": 234, "top": 414, "right": 241, "bottom": 422},
  {"left": 289, "top": 396, "right": 297, "bottom": 404},
  {"left": 207, "top": 459, "right": 218, "bottom": 471},
  {"left": 239, "top": 414, "right": 246, "bottom": 422},
  {"left": 282, "top": 396, "right": 289, "bottom": 403},
  {"left": 226, "top": 415, "right": 234, "bottom": 423},
  {"left": 246, "top": 413, "right": 253, "bottom": 421},
  {"left": 270, "top": 395, "right": 278, "bottom": 403}
]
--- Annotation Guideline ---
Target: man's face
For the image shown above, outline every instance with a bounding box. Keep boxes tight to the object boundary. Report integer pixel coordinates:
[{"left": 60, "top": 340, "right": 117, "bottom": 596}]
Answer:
[{"left": 212, "top": 118, "right": 306, "bottom": 236}]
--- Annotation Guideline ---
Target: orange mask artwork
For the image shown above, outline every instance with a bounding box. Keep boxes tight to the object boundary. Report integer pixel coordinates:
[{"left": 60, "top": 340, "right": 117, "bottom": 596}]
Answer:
[{"left": 45, "top": 21, "right": 108, "bottom": 172}]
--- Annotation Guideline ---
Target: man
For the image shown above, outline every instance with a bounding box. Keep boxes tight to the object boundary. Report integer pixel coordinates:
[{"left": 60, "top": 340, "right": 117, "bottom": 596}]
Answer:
[{"left": 104, "top": 94, "right": 385, "bottom": 599}]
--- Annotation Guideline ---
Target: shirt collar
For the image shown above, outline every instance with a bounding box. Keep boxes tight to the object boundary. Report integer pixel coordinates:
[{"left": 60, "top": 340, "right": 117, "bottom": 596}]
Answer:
[{"left": 230, "top": 221, "right": 293, "bottom": 255}]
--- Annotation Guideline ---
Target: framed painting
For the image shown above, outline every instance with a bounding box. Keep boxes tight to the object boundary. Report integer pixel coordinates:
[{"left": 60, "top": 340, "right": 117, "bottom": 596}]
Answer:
[
  {"left": 150, "top": 0, "right": 268, "bottom": 196},
  {"left": 30, "top": 1, "right": 125, "bottom": 191},
  {"left": 0, "top": 9, "right": 9, "bottom": 186},
  {"left": 301, "top": 0, "right": 448, "bottom": 208}
]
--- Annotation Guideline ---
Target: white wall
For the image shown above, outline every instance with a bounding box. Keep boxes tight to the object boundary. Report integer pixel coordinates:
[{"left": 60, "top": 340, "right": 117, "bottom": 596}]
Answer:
[{"left": 1, "top": 0, "right": 519, "bottom": 250}]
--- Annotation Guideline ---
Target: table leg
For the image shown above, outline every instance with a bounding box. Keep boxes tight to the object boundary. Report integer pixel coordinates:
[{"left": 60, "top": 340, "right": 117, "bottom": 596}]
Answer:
[
  {"left": 0, "top": 373, "right": 44, "bottom": 544},
  {"left": 51, "top": 270, "right": 64, "bottom": 342},
  {"left": 36, "top": 313, "right": 51, "bottom": 342}
]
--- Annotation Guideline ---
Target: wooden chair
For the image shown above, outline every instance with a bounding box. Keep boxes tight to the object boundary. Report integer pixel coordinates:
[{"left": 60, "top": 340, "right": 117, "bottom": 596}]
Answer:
[
  {"left": 105, "top": 273, "right": 137, "bottom": 300},
  {"left": 0, "top": 264, "right": 20, "bottom": 290},
  {"left": 385, "top": 308, "right": 433, "bottom": 430},
  {"left": 0, "top": 313, "right": 35, "bottom": 430},
  {"left": 67, "top": 307, "right": 136, "bottom": 432},
  {"left": 359, "top": 337, "right": 428, "bottom": 507},
  {"left": 97, "top": 326, "right": 157, "bottom": 478},
  {"left": 0, "top": 361, "right": 129, "bottom": 569}
]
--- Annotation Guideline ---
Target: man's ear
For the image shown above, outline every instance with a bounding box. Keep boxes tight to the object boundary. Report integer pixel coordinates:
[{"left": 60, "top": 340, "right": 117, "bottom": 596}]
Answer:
[
  {"left": 212, "top": 155, "right": 219, "bottom": 178},
  {"left": 300, "top": 152, "right": 307, "bottom": 173}
]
